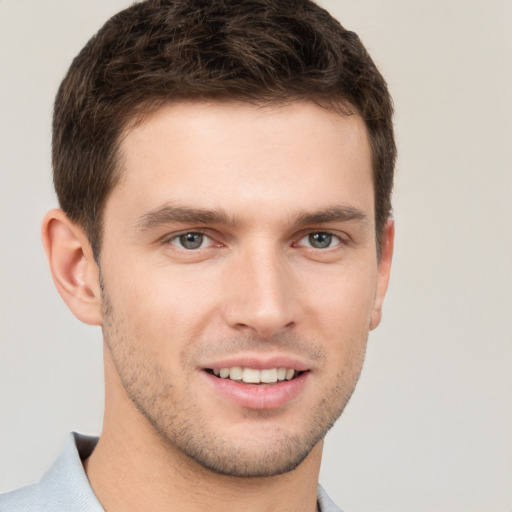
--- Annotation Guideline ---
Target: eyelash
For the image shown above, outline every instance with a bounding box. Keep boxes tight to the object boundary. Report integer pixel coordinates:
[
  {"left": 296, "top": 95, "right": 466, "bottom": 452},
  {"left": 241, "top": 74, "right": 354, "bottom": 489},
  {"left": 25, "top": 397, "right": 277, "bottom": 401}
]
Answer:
[
  {"left": 163, "top": 229, "right": 346, "bottom": 252},
  {"left": 294, "top": 231, "right": 344, "bottom": 250},
  {"left": 164, "top": 231, "right": 217, "bottom": 250}
]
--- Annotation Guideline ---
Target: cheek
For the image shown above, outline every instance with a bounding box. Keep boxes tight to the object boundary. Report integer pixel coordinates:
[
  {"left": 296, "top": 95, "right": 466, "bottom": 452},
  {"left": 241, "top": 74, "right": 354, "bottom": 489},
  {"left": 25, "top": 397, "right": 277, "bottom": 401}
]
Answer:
[
  {"left": 300, "top": 262, "right": 378, "bottom": 331},
  {"left": 297, "top": 263, "right": 376, "bottom": 380},
  {"left": 105, "top": 261, "right": 222, "bottom": 357},
  {"left": 106, "top": 252, "right": 214, "bottom": 311}
]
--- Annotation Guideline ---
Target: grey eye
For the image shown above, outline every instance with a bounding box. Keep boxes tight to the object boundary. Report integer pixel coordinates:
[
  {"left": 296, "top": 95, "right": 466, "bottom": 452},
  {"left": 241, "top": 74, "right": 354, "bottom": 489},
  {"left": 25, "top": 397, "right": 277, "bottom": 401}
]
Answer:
[
  {"left": 308, "top": 232, "right": 333, "bottom": 249},
  {"left": 178, "top": 233, "right": 204, "bottom": 249}
]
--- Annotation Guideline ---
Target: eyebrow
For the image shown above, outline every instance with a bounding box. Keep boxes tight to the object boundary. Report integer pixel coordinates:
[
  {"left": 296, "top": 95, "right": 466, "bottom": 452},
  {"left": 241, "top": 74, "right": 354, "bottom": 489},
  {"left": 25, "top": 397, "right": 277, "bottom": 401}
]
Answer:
[
  {"left": 292, "top": 206, "right": 368, "bottom": 227},
  {"left": 135, "top": 203, "right": 368, "bottom": 231},
  {"left": 135, "top": 204, "right": 238, "bottom": 231}
]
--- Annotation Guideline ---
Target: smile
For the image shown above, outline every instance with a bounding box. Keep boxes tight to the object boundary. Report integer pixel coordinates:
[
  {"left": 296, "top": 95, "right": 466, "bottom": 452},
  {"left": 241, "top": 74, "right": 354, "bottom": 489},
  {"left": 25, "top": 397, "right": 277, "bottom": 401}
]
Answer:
[{"left": 208, "top": 367, "right": 300, "bottom": 384}]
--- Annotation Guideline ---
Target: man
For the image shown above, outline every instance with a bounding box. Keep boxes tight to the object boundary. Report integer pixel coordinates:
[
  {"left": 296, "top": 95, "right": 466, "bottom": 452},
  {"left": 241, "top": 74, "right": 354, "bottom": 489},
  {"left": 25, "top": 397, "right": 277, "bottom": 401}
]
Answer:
[{"left": 0, "top": 0, "right": 395, "bottom": 510}]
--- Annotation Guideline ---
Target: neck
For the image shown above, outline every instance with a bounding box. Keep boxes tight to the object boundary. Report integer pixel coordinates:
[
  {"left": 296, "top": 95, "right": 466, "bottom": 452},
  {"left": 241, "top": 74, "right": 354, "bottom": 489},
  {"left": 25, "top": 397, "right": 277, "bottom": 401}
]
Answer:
[{"left": 84, "top": 353, "right": 322, "bottom": 512}]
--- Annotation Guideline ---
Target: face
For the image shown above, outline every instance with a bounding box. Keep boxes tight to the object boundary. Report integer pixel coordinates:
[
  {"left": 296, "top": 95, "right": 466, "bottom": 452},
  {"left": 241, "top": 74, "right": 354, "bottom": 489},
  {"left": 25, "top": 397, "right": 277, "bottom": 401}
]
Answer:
[{"left": 98, "top": 101, "right": 391, "bottom": 477}]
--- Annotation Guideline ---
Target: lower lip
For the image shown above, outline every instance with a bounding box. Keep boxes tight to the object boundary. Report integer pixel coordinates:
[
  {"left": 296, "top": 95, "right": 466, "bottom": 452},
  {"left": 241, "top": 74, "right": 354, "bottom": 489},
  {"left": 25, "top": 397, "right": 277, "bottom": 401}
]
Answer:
[{"left": 202, "top": 371, "right": 309, "bottom": 410}]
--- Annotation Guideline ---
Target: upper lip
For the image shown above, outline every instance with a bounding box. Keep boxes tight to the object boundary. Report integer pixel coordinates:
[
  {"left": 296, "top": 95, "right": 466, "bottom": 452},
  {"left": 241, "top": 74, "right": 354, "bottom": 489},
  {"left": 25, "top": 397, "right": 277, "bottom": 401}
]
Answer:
[{"left": 200, "top": 354, "right": 311, "bottom": 372}]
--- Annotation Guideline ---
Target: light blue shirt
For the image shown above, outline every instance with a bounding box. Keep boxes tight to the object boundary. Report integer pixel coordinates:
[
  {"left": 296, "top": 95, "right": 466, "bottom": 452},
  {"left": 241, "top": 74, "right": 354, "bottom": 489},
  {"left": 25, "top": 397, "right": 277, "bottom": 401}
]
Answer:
[{"left": 0, "top": 433, "right": 343, "bottom": 512}]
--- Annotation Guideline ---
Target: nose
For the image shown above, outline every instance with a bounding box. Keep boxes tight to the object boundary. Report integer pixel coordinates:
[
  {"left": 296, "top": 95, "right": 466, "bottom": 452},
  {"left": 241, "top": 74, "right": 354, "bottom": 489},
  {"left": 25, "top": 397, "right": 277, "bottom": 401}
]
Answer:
[{"left": 221, "top": 244, "right": 299, "bottom": 338}]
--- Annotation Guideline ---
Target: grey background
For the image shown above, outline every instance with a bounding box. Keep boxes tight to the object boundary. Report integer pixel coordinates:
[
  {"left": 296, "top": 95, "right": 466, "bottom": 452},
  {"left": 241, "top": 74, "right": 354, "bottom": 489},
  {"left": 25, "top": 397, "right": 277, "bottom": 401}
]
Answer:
[{"left": 1, "top": 1, "right": 511, "bottom": 511}]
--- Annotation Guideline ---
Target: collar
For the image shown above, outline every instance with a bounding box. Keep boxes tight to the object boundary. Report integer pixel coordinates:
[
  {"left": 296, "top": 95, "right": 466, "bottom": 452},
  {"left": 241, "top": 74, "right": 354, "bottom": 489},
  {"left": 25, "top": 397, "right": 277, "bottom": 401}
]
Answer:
[{"left": 1, "top": 432, "right": 343, "bottom": 512}]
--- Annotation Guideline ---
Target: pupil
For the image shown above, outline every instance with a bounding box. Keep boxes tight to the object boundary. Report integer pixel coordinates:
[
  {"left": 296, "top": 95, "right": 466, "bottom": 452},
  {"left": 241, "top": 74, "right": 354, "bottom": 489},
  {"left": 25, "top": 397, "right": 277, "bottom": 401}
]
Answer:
[
  {"left": 180, "top": 233, "right": 203, "bottom": 249},
  {"left": 309, "top": 232, "right": 331, "bottom": 249}
]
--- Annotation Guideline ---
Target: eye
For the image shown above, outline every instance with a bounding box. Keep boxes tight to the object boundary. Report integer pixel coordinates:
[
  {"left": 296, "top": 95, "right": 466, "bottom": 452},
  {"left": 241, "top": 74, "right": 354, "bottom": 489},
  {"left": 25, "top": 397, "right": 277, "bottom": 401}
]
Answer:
[
  {"left": 297, "top": 232, "right": 342, "bottom": 249},
  {"left": 169, "top": 232, "right": 210, "bottom": 250}
]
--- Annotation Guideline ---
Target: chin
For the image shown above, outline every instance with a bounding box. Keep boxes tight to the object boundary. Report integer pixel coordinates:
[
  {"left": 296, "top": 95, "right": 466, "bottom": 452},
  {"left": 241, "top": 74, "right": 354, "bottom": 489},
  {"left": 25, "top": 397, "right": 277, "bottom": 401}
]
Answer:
[{"left": 166, "top": 432, "right": 323, "bottom": 478}]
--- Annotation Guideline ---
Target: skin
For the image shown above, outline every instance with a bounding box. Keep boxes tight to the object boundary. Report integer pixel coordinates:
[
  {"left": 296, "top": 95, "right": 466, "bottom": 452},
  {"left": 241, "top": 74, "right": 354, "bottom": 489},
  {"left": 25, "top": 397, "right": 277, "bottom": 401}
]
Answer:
[{"left": 42, "top": 101, "right": 393, "bottom": 512}]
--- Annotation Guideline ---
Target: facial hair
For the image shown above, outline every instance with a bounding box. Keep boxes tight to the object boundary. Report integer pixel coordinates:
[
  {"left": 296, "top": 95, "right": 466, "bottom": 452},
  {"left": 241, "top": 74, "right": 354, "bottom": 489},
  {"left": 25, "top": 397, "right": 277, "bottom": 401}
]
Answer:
[{"left": 101, "top": 286, "right": 367, "bottom": 477}]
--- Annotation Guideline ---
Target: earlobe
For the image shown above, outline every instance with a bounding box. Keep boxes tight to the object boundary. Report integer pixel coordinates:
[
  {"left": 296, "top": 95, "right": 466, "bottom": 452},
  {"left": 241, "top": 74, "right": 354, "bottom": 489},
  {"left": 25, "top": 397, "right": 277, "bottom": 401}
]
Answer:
[
  {"left": 370, "top": 219, "right": 394, "bottom": 331},
  {"left": 41, "top": 209, "right": 103, "bottom": 326}
]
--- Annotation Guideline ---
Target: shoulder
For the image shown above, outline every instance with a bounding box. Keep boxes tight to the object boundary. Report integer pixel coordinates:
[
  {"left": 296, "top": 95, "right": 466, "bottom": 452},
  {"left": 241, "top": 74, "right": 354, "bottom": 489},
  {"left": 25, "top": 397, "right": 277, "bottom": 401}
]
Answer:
[
  {"left": 0, "top": 482, "right": 45, "bottom": 512},
  {"left": 0, "top": 433, "right": 102, "bottom": 512},
  {"left": 317, "top": 484, "right": 346, "bottom": 512}
]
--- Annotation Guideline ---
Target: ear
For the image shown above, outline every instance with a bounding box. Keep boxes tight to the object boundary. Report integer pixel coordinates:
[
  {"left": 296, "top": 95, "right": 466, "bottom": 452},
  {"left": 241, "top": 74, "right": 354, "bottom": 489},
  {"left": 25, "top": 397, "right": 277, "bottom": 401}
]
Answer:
[
  {"left": 370, "top": 219, "right": 395, "bottom": 330},
  {"left": 41, "top": 209, "right": 103, "bottom": 326}
]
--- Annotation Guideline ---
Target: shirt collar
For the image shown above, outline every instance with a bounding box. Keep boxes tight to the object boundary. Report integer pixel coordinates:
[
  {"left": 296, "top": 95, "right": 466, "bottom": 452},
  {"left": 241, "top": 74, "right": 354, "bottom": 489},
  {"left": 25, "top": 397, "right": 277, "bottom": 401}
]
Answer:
[
  {"left": 37, "top": 432, "right": 102, "bottom": 511},
  {"left": 39, "top": 432, "right": 343, "bottom": 512}
]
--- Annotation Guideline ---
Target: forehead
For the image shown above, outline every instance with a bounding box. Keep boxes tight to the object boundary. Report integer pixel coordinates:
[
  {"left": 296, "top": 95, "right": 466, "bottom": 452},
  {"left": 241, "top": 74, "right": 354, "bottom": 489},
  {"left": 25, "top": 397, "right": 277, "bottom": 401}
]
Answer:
[{"left": 108, "top": 101, "right": 374, "bottom": 228}]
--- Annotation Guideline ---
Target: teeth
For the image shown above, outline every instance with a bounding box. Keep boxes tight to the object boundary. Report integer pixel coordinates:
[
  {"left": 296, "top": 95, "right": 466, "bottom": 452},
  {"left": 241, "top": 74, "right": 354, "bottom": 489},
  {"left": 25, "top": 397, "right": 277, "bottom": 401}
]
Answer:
[
  {"left": 277, "top": 367, "right": 287, "bottom": 381},
  {"left": 242, "top": 368, "right": 261, "bottom": 383},
  {"left": 229, "top": 366, "right": 243, "bottom": 380},
  {"left": 212, "top": 367, "right": 298, "bottom": 383},
  {"left": 260, "top": 368, "right": 277, "bottom": 383}
]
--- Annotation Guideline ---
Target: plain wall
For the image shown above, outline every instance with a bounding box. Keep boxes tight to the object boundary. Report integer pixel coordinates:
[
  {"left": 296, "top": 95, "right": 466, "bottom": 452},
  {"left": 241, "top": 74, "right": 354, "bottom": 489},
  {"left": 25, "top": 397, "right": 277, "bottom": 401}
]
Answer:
[{"left": 1, "top": 1, "right": 511, "bottom": 511}]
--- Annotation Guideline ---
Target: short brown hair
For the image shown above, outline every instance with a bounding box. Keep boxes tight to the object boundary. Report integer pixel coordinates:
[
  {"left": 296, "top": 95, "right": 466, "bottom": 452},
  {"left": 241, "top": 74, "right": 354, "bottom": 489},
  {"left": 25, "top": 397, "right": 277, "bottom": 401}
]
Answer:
[{"left": 53, "top": 0, "right": 395, "bottom": 257}]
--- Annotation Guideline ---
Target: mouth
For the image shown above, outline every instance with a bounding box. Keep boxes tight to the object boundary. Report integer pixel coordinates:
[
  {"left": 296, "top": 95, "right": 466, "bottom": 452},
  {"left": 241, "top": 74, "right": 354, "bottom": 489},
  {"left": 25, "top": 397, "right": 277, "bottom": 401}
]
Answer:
[
  {"left": 202, "top": 363, "right": 310, "bottom": 409},
  {"left": 206, "top": 367, "right": 304, "bottom": 384}
]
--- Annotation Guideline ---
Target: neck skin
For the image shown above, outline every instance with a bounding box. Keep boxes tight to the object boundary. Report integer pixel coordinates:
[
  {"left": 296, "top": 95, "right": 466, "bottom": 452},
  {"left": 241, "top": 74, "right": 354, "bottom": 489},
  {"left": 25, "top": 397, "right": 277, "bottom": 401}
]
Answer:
[{"left": 84, "top": 348, "right": 322, "bottom": 512}]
